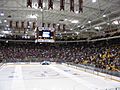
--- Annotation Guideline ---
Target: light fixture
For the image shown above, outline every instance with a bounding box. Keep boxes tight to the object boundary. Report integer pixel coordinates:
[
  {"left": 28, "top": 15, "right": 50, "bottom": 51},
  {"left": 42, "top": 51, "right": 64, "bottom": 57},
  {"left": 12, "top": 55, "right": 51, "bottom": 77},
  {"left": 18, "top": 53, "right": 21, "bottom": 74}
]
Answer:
[
  {"left": 72, "top": 37, "right": 75, "bottom": 39},
  {"left": 107, "top": 23, "right": 110, "bottom": 25},
  {"left": 4, "top": 19, "right": 7, "bottom": 23},
  {"left": 112, "top": 20, "right": 119, "bottom": 25},
  {"left": 40, "top": 8, "right": 43, "bottom": 12},
  {"left": 103, "top": 15, "right": 106, "bottom": 17},
  {"left": 77, "top": 25, "right": 80, "bottom": 27},
  {"left": 33, "top": 3, "right": 38, "bottom": 9},
  {"left": 6, "top": 40, "right": 8, "bottom": 43},
  {"left": 8, "top": 28, "right": 10, "bottom": 30},
  {"left": 92, "top": 0, "right": 96, "bottom": 3},
  {"left": 28, "top": 14, "right": 37, "bottom": 19},
  {"left": 43, "top": 2, "right": 46, "bottom": 8},
  {"left": 27, "top": 36, "right": 30, "bottom": 39},
  {"left": 0, "top": 20, "right": 2, "bottom": 23},
  {"left": 0, "top": 34, "right": 5, "bottom": 37},
  {"left": 28, "top": 25, "right": 31, "bottom": 28},
  {"left": 71, "top": 20, "right": 79, "bottom": 23},
  {"left": 75, "top": 11, "right": 79, "bottom": 14},
  {"left": 88, "top": 21, "right": 91, "bottom": 23},
  {"left": 0, "top": 12, "right": 4, "bottom": 16},
  {"left": 94, "top": 26, "right": 102, "bottom": 30},
  {"left": 81, "top": 25, "right": 85, "bottom": 29},
  {"left": 64, "top": 18, "right": 68, "bottom": 21},
  {"left": 6, "top": 25, "right": 9, "bottom": 27},
  {"left": 70, "top": 28, "right": 73, "bottom": 30},
  {"left": 57, "top": 24, "right": 60, "bottom": 26},
  {"left": 29, "top": 21, "right": 32, "bottom": 24},
  {"left": 75, "top": 32, "right": 79, "bottom": 35},
  {"left": 4, "top": 27, "right": 7, "bottom": 30},
  {"left": 2, "top": 30, "right": 11, "bottom": 34},
  {"left": 64, "top": 31, "right": 66, "bottom": 33}
]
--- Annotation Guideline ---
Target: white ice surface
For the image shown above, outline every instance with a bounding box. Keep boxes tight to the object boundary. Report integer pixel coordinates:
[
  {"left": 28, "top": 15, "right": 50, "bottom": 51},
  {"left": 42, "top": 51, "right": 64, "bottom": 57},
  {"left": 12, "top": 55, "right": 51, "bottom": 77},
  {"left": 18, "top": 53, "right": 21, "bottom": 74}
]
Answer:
[{"left": 0, "top": 64, "right": 120, "bottom": 90}]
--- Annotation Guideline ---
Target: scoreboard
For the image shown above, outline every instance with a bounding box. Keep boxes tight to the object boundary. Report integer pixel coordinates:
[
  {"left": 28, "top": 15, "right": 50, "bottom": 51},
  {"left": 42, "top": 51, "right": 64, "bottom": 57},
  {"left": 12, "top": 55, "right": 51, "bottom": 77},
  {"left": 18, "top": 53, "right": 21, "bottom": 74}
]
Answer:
[{"left": 35, "top": 27, "right": 55, "bottom": 42}]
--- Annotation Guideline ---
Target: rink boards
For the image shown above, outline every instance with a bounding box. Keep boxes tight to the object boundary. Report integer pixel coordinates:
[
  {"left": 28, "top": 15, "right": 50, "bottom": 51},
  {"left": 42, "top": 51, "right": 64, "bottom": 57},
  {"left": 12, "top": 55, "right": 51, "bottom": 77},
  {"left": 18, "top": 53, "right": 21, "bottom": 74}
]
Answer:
[{"left": 0, "top": 63, "right": 120, "bottom": 90}]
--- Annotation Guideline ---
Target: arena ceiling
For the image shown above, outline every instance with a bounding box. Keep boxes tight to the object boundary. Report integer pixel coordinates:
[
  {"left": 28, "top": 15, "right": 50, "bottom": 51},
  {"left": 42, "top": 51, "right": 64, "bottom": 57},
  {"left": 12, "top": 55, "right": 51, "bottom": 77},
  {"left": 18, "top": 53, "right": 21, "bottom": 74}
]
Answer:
[{"left": 0, "top": 0, "right": 120, "bottom": 39}]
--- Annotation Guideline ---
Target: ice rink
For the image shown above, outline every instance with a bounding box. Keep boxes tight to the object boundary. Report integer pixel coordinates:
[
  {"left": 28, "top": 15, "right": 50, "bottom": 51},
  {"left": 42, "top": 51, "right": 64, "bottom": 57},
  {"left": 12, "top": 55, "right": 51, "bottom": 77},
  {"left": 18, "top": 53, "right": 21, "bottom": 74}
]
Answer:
[{"left": 0, "top": 63, "right": 120, "bottom": 90}]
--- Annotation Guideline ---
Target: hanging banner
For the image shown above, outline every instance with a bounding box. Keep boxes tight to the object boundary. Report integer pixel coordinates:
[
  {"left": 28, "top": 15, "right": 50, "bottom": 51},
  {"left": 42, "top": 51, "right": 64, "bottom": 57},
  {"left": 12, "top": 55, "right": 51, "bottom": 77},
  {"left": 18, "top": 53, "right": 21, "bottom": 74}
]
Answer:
[
  {"left": 9, "top": 21, "right": 13, "bottom": 28},
  {"left": 70, "top": 0, "right": 74, "bottom": 12},
  {"left": 60, "top": 0, "right": 65, "bottom": 10},
  {"left": 27, "top": 21, "right": 30, "bottom": 28},
  {"left": 33, "top": 22, "right": 36, "bottom": 29},
  {"left": 27, "top": 0, "right": 32, "bottom": 8},
  {"left": 58, "top": 25, "right": 60, "bottom": 31},
  {"left": 48, "top": 0, "right": 53, "bottom": 9},
  {"left": 53, "top": 23, "right": 56, "bottom": 28},
  {"left": 38, "top": 0, "right": 43, "bottom": 8},
  {"left": 16, "top": 21, "right": 19, "bottom": 28},
  {"left": 42, "top": 23, "right": 45, "bottom": 27},
  {"left": 48, "top": 23, "right": 50, "bottom": 27},
  {"left": 63, "top": 24, "right": 66, "bottom": 31},
  {"left": 79, "top": 0, "right": 83, "bottom": 13},
  {"left": 21, "top": 21, "right": 24, "bottom": 28}
]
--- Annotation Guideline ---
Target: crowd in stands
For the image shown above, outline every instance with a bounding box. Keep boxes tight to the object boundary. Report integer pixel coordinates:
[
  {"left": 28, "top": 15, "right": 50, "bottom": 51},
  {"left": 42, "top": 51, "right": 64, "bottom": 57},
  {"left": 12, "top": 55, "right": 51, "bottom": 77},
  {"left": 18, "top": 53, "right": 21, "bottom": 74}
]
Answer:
[{"left": 0, "top": 38, "right": 120, "bottom": 72}]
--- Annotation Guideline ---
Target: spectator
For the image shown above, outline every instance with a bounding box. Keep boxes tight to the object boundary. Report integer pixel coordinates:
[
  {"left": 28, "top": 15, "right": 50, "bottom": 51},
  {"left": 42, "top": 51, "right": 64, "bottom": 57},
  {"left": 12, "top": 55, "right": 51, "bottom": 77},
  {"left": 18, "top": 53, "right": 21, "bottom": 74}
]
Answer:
[{"left": 0, "top": 39, "right": 119, "bottom": 72}]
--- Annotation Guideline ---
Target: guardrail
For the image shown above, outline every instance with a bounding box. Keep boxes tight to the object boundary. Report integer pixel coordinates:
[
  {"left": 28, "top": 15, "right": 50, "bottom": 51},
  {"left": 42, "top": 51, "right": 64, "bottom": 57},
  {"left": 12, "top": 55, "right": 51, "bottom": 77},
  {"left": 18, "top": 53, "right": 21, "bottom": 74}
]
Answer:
[
  {"left": 63, "top": 63, "right": 120, "bottom": 90},
  {"left": 75, "top": 64, "right": 120, "bottom": 77},
  {"left": 100, "top": 87, "right": 120, "bottom": 90},
  {"left": 0, "top": 63, "right": 3, "bottom": 67},
  {"left": 0, "top": 62, "right": 4, "bottom": 69},
  {"left": 65, "top": 63, "right": 120, "bottom": 77}
]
